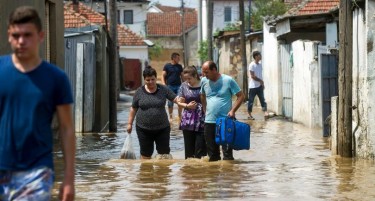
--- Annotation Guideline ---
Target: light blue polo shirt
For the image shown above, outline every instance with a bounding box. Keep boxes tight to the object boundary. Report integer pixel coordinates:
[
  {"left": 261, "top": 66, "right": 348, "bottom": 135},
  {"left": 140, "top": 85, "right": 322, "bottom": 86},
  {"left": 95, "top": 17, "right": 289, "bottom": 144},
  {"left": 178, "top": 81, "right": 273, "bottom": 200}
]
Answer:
[{"left": 200, "top": 74, "right": 241, "bottom": 123}]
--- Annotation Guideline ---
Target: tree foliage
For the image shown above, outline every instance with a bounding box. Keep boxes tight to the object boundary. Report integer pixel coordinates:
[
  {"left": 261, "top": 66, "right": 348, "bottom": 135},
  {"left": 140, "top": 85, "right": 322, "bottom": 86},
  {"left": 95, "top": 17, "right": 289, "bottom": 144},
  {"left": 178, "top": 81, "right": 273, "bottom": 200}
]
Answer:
[
  {"left": 197, "top": 40, "right": 208, "bottom": 62},
  {"left": 149, "top": 40, "right": 163, "bottom": 60},
  {"left": 249, "top": 0, "right": 287, "bottom": 30}
]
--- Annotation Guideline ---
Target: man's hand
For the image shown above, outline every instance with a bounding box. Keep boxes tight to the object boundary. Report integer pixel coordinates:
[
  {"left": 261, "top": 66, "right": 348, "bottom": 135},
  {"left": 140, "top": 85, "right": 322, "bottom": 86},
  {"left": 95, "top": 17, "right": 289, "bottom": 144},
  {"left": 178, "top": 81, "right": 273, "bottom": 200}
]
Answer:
[
  {"left": 59, "top": 180, "right": 75, "bottom": 201},
  {"left": 227, "top": 110, "right": 235, "bottom": 118}
]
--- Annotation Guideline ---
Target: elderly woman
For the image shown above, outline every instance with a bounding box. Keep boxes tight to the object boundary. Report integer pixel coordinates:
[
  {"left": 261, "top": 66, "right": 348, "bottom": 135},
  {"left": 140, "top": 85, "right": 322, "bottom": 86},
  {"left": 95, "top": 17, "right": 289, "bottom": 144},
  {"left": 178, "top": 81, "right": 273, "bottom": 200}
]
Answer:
[{"left": 127, "top": 66, "right": 178, "bottom": 159}]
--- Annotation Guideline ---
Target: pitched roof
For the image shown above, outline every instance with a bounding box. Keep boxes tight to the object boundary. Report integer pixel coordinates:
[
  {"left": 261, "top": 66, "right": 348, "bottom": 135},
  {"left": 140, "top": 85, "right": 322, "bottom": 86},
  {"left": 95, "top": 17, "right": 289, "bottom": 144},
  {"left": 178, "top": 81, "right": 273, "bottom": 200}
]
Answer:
[
  {"left": 117, "top": 24, "right": 145, "bottom": 46},
  {"left": 64, "top": 7, "right": 92, "bottom": 28},
  {"left": 296, "top": 0, "right": 339, "bottom": 15},
  {"left": 286, "top": 0, "right": 339, "bottom": 16},
  {"left": 147, "top": 10, "right": 197, "bottom": 36},
  {"left": 64, "top": 2, "right": 145, "bottom": 46}
]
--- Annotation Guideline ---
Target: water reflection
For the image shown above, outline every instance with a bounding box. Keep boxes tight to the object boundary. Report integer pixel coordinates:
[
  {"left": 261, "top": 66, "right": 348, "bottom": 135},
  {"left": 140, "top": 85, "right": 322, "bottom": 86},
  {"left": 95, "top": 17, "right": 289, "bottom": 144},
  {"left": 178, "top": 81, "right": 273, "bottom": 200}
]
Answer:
[{"left": 50, "top": 101, "right": 375, "bottom": 200}]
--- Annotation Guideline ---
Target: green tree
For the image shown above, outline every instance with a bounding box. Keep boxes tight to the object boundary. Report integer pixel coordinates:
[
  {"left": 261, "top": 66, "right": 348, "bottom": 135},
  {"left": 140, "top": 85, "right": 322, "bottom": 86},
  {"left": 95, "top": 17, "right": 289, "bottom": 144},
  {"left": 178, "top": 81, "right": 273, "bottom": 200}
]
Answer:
[
  {"left": 198, "top": 40, "right": 208, "bottom": 62},
  {"left": 148, "top": 40, "right": 163, "bottom": 60},
  {"left": 249, "top": 0, "right": 287, "bottom": 30}
]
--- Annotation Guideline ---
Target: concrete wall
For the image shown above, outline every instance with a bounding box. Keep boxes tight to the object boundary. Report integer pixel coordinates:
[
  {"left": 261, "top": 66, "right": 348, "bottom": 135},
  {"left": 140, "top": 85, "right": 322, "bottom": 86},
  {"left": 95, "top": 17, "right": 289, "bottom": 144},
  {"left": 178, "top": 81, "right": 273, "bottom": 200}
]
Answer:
[
  {"left": 292, "top": 40, "right": 320, "bottom": 128},
  {"left": 0, "top": 0, "right": 64, "bottom": 68},
  {"left": 263, "top": 22, "right": 282, "bottom": 115},
  {"left": 353, "top": 4, "right": 375, "bottom": 158}
]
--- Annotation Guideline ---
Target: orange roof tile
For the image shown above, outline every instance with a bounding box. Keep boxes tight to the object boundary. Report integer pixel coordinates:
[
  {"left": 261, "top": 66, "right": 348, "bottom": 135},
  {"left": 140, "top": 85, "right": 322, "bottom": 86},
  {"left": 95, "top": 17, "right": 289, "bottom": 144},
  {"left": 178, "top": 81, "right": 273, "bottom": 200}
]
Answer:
[
  {"left": 64, "top": 7, "right": 92, "bottom": 28},
  {"left": 286, "top": 0, "right": 339, "bottom": 16},
  {"left": 64, "top": 2, "right": 145, "bottom": 46},
  {"left": 297, "top": 0, "right": 339, "bottom": 15},
  {"left": 117, "top": 24, "right": 145, "bottom": 46},
  {"left": 147, "top": 11, "right": 197, "bottom": 36}
]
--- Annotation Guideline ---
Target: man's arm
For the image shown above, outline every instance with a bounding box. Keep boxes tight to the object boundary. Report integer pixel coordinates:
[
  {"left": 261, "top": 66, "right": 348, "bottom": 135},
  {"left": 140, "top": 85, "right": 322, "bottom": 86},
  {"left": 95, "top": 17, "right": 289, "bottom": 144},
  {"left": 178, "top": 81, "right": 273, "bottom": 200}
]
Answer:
[
  {"left": 228, "top": 91, "right": 245, "bottom": 117},
  {"left": 56, "top": 104, "right": 75, "bottom": 201},
  {"left": 200, "top": 93, "right": 207, "bottom": 113},
  {"left": 161, "top": 70, "right": 167, "bottom": 85}
]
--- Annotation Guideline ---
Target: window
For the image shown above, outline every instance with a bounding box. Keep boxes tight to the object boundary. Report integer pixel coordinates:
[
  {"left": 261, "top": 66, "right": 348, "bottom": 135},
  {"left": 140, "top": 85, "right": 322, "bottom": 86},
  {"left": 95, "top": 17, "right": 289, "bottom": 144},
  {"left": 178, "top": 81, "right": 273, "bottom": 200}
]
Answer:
[
  {"left": 224, "top": 7, "right": 231, "bottom": 22},
  {"left": 124, "top": 10, "right": 133, "bottom": 24},
  {"left": 117, "top": 10, "right": 120, "bottom": 23}
]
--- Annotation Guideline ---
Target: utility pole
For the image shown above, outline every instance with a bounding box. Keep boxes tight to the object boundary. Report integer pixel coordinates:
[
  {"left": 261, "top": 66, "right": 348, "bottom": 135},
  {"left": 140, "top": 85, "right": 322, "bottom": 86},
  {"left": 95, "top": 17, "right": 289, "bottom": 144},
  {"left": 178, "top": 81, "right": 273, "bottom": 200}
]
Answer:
[
  {"left": 338, "top": 0, "right": 353, "bottom": 157},
  {"left": 207, "top": 0, "right": 213, "bottom": 61},
  {"left": 108, "top": 0, "right": 118, "bottom": 132},
  {"left": 239, "top": 0, "right": 248, "bottom": 100},
  {"left": 198, "top": 0, "right": 202, "bottom": 66},
  {"left": 181, "top": 0, "right": 187, "bottom": 67}
]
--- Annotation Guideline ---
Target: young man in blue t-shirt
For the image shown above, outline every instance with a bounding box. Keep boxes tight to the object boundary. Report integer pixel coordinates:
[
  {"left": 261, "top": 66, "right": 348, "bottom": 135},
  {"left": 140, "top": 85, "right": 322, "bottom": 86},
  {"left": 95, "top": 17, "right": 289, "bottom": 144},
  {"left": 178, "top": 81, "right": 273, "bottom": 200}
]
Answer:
[
  {"left": 0, "top": 6, "right": 75, "bottom": 201},
  {"left": 200, "top": 61, "right": 244, "bottom": 161}
]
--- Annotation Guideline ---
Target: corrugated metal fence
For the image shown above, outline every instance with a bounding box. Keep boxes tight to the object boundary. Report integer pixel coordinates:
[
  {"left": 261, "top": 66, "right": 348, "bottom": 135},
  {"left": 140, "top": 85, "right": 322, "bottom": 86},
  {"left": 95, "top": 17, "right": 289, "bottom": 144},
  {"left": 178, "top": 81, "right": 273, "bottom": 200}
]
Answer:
[
  {"left": 280, "top": 44, "right": 293, "bottom": 118},
  {"left": 64, "top": 39, "right": 96, "bottom": 132}
]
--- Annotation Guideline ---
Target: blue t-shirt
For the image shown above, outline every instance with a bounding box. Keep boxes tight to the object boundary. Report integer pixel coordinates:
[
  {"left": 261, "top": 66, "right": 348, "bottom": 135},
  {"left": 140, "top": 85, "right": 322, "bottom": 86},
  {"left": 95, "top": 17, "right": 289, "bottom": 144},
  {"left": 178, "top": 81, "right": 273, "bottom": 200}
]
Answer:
[
  {"left": 163, "top": 63, "right": 183, "bottom": 86},
  {"left": 0, "top": 55, "right": 73, "bottom": 171},
  {"left": 200, "top": 74, "right": 241, "bottom": 123}
]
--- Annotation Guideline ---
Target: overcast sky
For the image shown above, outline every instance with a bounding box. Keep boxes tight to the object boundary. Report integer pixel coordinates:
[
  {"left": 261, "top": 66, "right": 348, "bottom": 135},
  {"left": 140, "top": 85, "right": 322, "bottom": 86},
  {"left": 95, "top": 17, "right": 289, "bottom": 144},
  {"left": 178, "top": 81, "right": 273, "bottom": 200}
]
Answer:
[{"left": 149, "top": 0, "right": 198, "bottom": 8}]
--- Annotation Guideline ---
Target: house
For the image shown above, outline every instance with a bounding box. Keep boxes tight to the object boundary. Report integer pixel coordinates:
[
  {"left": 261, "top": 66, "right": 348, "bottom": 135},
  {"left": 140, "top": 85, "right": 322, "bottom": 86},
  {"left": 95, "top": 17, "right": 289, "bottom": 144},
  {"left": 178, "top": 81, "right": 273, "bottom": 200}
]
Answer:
[
  {"left": 82, "top": 0, "right": 149, "bottom": 36},
  {"left": 65, "top": 2, "right": 149, "bottom": 89},
  {"left": 147, "top": 5, "right": 198, "bottom": 78},
  {"left": 0, "top": 0, "right": 64, "bottom": 68},
  {"left": 213, "top": 30, "right": 262, "bottom": 92},
  {"left": 64, "top": 2, "right": 148, "bottom": 132},
  {"left": 262, "top": 0, "right": 339, "bottom": 133},
  {"left": 199, "top": 0, "right": 250, "bottom": 40}
]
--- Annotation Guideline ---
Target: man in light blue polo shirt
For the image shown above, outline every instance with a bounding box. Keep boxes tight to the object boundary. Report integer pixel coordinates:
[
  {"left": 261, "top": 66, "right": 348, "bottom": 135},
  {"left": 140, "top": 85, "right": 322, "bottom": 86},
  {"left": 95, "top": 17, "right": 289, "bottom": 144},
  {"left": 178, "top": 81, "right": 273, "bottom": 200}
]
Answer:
[{"left": 200, "top": 61, "right": 244, "bottom": 161}]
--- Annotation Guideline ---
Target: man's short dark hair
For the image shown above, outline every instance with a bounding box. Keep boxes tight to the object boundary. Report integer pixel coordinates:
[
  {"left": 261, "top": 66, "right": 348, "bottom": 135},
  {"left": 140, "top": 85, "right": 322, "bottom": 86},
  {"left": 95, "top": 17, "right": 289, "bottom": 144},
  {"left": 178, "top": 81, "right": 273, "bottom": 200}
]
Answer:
[
  {"left": 8, "top": 6, "right": 42, "bottom": 32},
  {"left": 252, "top": 51, "right": 261, "bottom": 59},
  {"left": 171, "top": 52, "right": 180, "bottom": 60},
  {"left": 206, "top": 61, "right": 217, "bottom": 71}
]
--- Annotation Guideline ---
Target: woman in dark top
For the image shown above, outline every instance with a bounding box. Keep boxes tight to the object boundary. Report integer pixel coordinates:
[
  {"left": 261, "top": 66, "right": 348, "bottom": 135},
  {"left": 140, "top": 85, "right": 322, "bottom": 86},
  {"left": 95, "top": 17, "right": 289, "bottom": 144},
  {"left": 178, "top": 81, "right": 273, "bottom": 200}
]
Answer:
[
  {"left": 127, "top": 66, "right": 178, "bottom": 159},
  {"left": 176, "top": 66, "right": 207, "bottom": 159}
]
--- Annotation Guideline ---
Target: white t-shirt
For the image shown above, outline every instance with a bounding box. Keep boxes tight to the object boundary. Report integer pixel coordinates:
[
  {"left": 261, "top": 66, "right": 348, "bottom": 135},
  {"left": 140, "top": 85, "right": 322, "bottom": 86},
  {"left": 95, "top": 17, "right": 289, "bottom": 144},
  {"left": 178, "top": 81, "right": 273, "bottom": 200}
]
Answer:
[{"left": 248, "top": 61, "right": 263, "bottom": 89}]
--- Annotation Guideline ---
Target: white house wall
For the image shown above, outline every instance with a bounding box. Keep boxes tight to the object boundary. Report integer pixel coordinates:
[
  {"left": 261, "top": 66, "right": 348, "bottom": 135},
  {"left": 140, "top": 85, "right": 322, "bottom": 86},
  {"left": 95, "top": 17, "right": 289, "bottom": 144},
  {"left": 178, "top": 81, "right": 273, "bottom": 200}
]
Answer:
[
  {"left": 292, "top": 40, "right": 320, "bottom": 128},
  {"left": 263, "top": 22, "right": 282, "bottom": 115},
  {"left": 119, "top": 46, "right": 148, "bottom": 70},
  {"left": 212, "top": 1, "right": 250, "bottom": 32},
  {"left": 354, "top": 4, "right": 375, "bottom": 158},
  {"left": 117, "top": 3, "right": 147, "bottom": 36}
]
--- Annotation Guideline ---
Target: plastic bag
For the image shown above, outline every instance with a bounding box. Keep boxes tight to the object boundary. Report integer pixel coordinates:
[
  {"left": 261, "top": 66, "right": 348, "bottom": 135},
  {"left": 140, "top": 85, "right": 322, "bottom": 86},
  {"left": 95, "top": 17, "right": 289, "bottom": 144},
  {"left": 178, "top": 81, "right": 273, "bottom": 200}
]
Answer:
[{"left": 120, "top": 134, "right": 136, "bottom": 159}]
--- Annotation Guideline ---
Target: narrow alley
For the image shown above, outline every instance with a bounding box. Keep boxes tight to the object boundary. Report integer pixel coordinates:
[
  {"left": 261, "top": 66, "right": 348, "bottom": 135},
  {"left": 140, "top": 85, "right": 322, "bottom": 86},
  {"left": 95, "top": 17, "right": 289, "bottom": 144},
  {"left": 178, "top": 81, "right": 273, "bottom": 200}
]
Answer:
[{"left": 52, "top": 94, "right": 375, "bottom": 200}]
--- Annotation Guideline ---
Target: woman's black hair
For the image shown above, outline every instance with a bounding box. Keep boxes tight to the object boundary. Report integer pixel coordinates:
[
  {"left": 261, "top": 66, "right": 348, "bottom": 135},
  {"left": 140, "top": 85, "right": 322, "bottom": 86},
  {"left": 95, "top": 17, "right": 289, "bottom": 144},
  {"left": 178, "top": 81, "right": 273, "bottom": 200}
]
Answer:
[{"left": 143, "top": 65, "right": 157, "bottom": 79}]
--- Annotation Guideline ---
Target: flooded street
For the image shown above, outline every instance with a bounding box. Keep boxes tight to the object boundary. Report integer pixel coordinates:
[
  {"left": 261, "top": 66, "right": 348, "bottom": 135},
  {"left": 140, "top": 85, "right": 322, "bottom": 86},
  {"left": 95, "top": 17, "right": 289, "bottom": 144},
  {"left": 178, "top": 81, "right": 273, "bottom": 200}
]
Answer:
[{"left": 52, "top": 95, "right": 375, "bottom": 200}]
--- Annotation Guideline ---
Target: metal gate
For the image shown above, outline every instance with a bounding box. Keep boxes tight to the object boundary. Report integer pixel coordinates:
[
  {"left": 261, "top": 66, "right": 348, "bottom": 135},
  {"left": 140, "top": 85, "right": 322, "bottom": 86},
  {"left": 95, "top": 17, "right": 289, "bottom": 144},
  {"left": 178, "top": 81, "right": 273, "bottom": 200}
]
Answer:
[
  {"left": 280, "top": 44, "right": 293, "bottom": 118},
  {"left": 321, "top": 54, "right": 338, "bottom": 137}
]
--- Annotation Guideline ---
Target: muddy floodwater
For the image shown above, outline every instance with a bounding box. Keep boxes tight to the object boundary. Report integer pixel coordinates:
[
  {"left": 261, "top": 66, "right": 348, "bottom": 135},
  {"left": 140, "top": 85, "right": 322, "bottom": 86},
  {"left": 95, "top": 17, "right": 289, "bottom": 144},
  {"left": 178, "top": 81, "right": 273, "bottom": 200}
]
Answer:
[{"left": 52, "top": 99, "right": 375, "bottom": 200}]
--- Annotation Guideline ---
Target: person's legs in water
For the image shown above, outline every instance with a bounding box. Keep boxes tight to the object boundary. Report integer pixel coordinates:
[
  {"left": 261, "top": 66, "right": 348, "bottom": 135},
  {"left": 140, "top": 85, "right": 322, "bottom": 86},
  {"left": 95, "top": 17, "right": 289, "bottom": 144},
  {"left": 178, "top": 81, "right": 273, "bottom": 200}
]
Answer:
[
  {"left": 183, "top": 130, "right": 196, "bottom": 159},
  {"left": 222, "top": 145, "right": 234, "bottom": 160},
  {"left": 204, "top": 123, "right": 221, "bottom": 161},
  {"left": 155, "top": 126, "right": 172, "bottom": 159},
  {"left": 257, "top": 86, "right": 268, "bottom": 118},
  {"left": 136, "top": 125, "right": 155, "bottom": 159},
  {"left": 247, "top": 88, "right": 257, "bottom": 120},
  {"left": 195, "top": 131, "right": 207, "bottom": 158}
]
